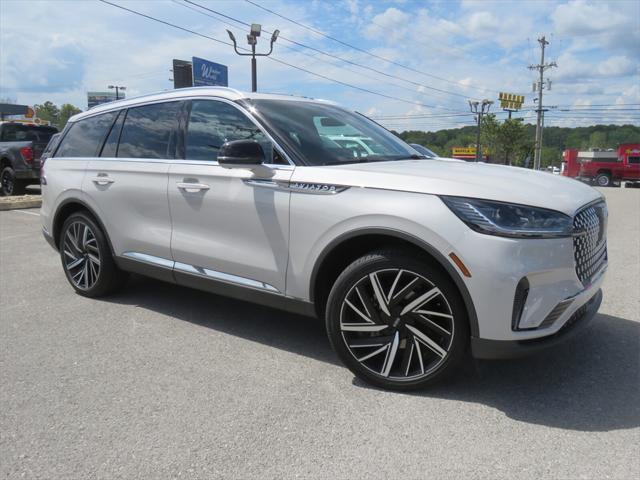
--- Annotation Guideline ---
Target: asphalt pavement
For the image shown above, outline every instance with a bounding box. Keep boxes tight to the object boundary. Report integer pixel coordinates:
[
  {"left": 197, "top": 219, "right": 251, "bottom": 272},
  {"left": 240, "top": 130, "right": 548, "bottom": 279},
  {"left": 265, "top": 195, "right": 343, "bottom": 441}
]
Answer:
[{"left": 1, "top": 187, "right": 638, "bottom": 479}]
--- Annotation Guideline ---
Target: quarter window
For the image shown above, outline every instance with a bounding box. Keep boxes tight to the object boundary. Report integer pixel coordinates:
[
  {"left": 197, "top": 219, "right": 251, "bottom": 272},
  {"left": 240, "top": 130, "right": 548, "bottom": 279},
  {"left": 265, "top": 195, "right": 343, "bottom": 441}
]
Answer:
[
  {"left": 55, "top": 112, "right": 117, "bottom": 158},
  {"left": 186, "top": 100, "right": 276, "bottom": 163},
  {"left": 628, "top": 156, "right": 640, "bottom": 164},
  {"left": 117, "top": 102, "right": 180, "bottom": 159}
]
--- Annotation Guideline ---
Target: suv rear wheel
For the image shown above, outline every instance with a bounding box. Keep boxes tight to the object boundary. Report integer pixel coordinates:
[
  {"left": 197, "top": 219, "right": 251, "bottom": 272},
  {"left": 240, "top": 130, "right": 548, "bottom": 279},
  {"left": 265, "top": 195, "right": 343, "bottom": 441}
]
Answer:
[
  {"left": 325, "top": 250, "right": 469, "bottom": 390},
  {"left": 59, "top": 212, "right": 127, "bottom": 297}
]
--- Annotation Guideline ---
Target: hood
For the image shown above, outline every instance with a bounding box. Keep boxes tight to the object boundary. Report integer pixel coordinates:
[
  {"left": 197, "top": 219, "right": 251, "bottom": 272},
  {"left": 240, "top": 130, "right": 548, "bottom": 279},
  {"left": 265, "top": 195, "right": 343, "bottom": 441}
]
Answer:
[{"left": 291, "top": 160, "right": 603, "bottom": 215}]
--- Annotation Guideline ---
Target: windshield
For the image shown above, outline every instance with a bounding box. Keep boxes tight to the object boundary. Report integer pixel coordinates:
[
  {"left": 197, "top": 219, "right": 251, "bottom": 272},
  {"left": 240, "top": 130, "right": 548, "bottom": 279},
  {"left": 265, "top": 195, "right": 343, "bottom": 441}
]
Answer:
[
  {"left": 410, "top": 144, "right": 437, "bottom": 158},
  {"left": 1, "top": 124, "right": 58, "bottom": 143},
  {"left": 244, "top": 99, "right": 421, "bottom": 166}
]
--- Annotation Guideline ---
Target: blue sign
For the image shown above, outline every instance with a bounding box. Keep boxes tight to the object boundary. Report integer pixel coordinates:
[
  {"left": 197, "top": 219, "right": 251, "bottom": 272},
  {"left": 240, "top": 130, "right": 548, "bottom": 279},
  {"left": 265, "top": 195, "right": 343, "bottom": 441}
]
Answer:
[{"left": 192, "top": 57, "right": 228, "bottom": 87}]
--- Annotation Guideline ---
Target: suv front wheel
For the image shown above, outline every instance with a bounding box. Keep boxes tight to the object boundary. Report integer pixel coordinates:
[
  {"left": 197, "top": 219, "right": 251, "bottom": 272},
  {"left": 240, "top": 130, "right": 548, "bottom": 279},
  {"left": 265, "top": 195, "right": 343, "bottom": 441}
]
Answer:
[
  {"left": 325, "top": 250, "right": 469, "bottom": 390},
  {"left": 59, "top": 212, "right": 127, "bottom": 297}
]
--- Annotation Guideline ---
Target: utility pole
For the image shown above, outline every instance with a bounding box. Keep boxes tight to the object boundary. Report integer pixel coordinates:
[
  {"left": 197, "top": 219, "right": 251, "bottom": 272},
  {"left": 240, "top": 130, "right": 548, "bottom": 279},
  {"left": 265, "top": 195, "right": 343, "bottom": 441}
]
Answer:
[
  {"left": 227, "top": 24, "right": 279, "bottom": 92},
  {"left": 528, "top": 36, "right": 556, "bottom": 170},
  {"left": 469, "top": 99, "right": 493, "bottom": 162}
]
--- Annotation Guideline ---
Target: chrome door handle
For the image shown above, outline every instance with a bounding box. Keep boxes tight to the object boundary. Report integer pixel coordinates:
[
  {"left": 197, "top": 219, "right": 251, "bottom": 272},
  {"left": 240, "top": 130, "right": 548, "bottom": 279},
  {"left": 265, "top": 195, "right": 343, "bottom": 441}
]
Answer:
[
  {"left": 177, "top": 182, "right": 210, "bottom": 192},
  {"left": 91, "top": 176, "right": 115, "bottom": 185}
]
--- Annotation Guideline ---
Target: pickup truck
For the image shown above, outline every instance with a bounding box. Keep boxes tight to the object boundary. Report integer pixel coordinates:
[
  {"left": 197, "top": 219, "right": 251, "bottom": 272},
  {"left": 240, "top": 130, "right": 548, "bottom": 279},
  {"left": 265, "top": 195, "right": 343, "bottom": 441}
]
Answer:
[
  {"left": 576, "top": 143, "right": 640, "bottom": 187},
  {"left": 0, "top": 122, "right": 58, "bottom": 195}
]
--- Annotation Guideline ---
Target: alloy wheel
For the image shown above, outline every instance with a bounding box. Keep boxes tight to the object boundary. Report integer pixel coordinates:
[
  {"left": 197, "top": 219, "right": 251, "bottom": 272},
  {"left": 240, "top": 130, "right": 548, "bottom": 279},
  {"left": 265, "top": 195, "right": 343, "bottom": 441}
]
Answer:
[
  {"left": 339, "top": 268, "right": 455, "bottom": 381},
  {"left": 63, "top": 221, "right": 101, "bottom": 290},
  {"left": 1, "top": 170, "right": 14, "bottom": 195}
]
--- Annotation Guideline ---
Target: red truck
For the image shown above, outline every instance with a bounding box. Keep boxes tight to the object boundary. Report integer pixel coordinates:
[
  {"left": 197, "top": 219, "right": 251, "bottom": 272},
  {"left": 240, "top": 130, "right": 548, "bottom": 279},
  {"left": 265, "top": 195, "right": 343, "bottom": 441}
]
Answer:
[{"left": 562, "top": 143, "right": 640, "bottom": 187}]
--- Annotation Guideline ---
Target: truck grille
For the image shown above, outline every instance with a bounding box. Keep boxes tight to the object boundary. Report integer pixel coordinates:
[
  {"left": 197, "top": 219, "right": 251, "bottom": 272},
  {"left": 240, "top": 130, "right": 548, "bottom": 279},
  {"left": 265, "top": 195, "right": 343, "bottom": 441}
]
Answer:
[{"left": 573, "top": 202, "right": 607, "bottom": 286}]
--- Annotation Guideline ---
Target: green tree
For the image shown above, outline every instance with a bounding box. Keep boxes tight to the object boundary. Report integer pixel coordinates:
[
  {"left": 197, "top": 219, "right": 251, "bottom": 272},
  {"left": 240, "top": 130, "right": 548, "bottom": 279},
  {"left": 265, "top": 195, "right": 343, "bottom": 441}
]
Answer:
[
  {"left": 481, "top": 114, "right": 529, "bottom": 165},
  {"left": 34, "top": 101, "right": 60, "bottom": 126},
  {"left": 58, "top": 103, "right": 82, "bottom": 130},
  {"left": 588, "top": 131, "right": 608, "bottom": 149}
]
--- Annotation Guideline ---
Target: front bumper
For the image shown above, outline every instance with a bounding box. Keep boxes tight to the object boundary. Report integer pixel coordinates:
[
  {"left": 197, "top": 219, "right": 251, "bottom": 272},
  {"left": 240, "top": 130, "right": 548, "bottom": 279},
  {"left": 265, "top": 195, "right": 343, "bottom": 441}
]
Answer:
[{"left": 471, "top": 288, "right": 602, "bottom": 359}]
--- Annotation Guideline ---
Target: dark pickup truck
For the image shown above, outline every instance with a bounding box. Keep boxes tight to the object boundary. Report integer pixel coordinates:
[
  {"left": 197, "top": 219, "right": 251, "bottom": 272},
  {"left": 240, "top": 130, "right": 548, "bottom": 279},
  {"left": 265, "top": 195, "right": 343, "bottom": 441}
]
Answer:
[{"left": 0, "top": 122, "right": 58, "bottom": 196}]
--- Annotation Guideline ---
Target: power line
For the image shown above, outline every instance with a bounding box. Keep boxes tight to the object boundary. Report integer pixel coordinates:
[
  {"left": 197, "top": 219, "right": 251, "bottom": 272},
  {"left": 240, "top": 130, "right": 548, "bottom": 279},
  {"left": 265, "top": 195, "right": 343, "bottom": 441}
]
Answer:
[
  {"left": 182, "top": 0, "right": 474, "bottom": 101},
  {"left": 243, "top": 0, "right": 504, "bottom": 96},
  {"left": 175, "top": 0, "right": 469, "bottom": 103},
  {"left": 97, "top": 1, "right": 462, "bottom": 111}
]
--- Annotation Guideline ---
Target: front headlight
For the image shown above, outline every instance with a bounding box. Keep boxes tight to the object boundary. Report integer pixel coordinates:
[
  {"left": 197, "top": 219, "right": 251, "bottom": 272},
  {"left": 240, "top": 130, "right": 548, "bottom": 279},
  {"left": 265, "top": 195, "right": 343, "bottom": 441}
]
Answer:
[{"left": 441, "top": 196, "right": 572, "bottom": 238}]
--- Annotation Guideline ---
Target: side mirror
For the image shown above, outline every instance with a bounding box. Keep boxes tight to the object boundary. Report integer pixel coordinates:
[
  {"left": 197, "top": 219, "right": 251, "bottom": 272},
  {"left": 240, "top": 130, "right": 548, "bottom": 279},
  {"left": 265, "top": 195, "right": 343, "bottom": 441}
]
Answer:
[{"left": 218, "top": 139, "right": 265, "bottom": 168}]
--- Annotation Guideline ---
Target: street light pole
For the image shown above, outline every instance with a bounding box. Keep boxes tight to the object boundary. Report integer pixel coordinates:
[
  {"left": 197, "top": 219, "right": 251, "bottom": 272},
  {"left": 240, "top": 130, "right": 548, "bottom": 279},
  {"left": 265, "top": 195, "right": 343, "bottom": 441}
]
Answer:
[
  {"left": 227, "top": 24, "right": 279, "bottom": 92},
  {"left": 108, "top": 85, "right": 126, "bottom": 100}
]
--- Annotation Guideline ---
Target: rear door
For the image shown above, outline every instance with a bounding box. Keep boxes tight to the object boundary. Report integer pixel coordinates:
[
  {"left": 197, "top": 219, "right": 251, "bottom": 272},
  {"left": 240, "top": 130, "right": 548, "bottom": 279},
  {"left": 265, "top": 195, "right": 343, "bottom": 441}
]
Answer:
[{"left": 82, "top": 101, "right": 181, "bottom": 264}]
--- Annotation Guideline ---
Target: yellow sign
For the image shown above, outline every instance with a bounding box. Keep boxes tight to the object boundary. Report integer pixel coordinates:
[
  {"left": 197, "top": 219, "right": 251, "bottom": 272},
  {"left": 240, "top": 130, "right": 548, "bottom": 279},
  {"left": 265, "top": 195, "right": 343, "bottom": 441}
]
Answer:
[
  {"left": 452, "top": 147, "right": 490, "bottom": 156},
  {"left": 498, "top": 92, "right": 525, "bottom": 110},
  {"left": 452, "top": 147, "right": 476, "bottom": 155}
]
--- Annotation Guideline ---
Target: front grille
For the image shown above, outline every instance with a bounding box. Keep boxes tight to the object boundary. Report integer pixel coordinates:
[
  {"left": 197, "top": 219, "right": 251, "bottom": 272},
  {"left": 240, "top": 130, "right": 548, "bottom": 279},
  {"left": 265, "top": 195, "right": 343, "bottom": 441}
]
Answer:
[{"left": 573, "top": 202, "right": 608, "bottom": 286}]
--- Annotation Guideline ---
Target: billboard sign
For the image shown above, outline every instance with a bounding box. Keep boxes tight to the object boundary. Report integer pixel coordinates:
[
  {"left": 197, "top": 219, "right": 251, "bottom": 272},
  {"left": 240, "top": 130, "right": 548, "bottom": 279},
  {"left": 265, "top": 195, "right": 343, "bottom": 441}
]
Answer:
[
  {"left": 498, "top": 92, "right": 525, "bottom": 110},
  {"left": 173, "top": 59, "right": 193, "bottom": 89},
  {"left": 192, "top": 57, "right": 228, "bottom": 87},
  {"left": 87, "top": 91, "right": 123, "bottom": 109}
]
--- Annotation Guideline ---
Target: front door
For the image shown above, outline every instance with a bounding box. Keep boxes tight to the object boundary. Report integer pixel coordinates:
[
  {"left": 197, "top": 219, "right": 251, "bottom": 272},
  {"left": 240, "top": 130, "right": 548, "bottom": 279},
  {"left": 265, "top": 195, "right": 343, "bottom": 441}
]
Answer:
[{"left": 168, "top": 99, "right": 293, "bottom": 294}]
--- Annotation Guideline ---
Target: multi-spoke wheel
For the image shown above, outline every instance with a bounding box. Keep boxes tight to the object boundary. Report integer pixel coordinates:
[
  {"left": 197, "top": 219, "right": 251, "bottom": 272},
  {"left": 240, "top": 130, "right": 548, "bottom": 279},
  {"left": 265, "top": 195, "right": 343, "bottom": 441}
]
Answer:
[
  {"left": 63, "top": 221, "right": 101, "bottom": 290},
  {"left": 326, "top": 250, "right": 469, "bottom": 390},
  {"left": 59, "top": 212, "right": 127, "bottom": 297}
]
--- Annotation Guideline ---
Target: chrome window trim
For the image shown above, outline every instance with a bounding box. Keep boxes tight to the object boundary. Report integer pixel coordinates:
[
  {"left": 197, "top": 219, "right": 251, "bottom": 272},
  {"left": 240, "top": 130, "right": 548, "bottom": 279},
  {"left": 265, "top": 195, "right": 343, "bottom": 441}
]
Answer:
[{"left": 62, "top": 95, "right": 295, "bottom": 167}]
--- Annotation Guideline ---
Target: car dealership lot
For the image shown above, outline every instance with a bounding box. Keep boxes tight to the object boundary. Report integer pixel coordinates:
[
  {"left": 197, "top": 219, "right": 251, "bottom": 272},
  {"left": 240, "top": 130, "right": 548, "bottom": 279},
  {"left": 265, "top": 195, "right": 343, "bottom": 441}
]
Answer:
[{"left": 1, "top": 188, "right": 638, "bottom": 479}]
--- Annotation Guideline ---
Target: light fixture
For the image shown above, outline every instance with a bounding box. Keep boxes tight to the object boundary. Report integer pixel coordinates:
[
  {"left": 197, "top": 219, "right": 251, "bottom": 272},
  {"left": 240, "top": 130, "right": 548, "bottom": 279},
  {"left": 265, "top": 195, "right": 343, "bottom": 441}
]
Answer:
[{"left": 250, "top": 23, "right": 262, "bottom": 37}]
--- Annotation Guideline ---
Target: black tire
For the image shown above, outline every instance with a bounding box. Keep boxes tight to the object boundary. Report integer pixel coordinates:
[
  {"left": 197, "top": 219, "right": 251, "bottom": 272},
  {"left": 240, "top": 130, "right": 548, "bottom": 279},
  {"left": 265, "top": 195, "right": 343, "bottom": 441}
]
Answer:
[
  {"left": 595, "top": 173, "right": 611, "bottom": 187},
  {"left": 1, "top": 166, "right": 26, "bottom": 196},
  {"left": 325, "top": 250, "right": 469, "bottom": 391},
  {"left": 59, "top": 211, "right": 127, "bottom": 297}
]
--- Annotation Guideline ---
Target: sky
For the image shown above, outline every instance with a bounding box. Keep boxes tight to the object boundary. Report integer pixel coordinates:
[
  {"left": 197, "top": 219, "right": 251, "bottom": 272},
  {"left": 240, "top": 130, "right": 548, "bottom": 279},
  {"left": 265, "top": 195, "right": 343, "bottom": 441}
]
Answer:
[{"left": 1, "top": 0, "right": 639, "bottom": 131}]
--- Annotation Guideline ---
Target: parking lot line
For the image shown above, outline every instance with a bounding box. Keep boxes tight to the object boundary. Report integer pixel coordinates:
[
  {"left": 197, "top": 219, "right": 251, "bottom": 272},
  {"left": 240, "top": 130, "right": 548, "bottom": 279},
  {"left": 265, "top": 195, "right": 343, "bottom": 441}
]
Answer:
[{"left": 11, "top": 209, "right": 40, "bottom": 216}]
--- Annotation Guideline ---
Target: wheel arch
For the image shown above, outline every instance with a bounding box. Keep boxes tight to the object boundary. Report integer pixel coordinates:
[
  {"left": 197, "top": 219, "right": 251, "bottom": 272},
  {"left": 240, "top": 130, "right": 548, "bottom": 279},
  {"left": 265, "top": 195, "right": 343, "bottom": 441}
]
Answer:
[
  {"left": 309, "top": 228, "right": 479, "bottom": 337},
  {"left": 52, "top": 198, "right": 115, "bottom": 254}
]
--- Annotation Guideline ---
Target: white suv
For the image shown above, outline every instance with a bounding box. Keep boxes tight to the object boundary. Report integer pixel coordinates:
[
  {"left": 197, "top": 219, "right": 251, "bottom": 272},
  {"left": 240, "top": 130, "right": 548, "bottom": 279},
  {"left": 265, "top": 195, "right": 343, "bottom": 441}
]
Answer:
[{"left": 41, "top": 87, "right": 607, "bottom": 390}]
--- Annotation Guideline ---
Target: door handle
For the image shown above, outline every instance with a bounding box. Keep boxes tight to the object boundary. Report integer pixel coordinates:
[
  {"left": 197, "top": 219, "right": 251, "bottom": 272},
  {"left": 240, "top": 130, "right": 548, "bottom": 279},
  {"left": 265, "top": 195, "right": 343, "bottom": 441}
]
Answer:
[
  {"left": 177, "top": 182, "right": 210, "bottom": 192},
  {"left": 91, "top": 176, "right": 115, "bottom": 185}
]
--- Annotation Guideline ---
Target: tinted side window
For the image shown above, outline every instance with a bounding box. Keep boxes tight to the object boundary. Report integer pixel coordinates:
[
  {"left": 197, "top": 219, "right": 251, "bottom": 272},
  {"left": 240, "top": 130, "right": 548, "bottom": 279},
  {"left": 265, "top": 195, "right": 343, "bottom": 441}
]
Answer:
[
  {"left": 117, "top": 102, "right": 180, "bottom": 159},
  {"left": 628, "top": 156, "right": 640, "bottom": 164},
  {"left": 100, "top": 110, "right": 125, "bottom": 157},
  {"left": 186, "top": 100, "right": 274, "bottom": 162},
  {"left": 54, "top": 112, "right": 117, "bottom": 158}
]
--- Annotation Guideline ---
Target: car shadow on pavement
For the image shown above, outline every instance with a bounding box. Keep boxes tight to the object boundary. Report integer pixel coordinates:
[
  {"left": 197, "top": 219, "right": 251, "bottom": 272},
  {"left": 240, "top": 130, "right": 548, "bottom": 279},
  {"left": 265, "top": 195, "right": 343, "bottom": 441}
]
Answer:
[
  {"left": 109, "top": 276, "right": 639, "bottom": 433},
  {"left": 355, "top": 312, "right": 640, "bottom": 433},
  {"left": 108, "top": 275, "right": 340, "bottom": 366}
]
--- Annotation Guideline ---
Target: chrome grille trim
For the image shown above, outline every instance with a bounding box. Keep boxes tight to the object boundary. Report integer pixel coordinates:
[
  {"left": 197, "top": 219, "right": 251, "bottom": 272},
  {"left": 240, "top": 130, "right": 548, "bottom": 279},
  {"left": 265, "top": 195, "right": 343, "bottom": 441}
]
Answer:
[{"left": 572, "top": 201, "right": 607, "bottom": 286}]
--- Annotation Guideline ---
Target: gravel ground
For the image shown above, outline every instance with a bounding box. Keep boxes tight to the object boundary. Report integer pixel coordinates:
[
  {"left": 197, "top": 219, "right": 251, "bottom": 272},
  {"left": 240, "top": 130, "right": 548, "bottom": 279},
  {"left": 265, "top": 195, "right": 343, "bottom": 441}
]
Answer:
[{"left": 1, "top": 188, "right": 638, "bottom": 480}]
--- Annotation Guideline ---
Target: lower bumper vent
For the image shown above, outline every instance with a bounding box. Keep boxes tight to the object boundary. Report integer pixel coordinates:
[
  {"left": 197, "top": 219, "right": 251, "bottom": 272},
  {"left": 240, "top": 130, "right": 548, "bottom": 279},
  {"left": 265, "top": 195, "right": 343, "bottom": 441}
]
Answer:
[{"left": 539, "top": 299, "right": 574, "bottom": 329}]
